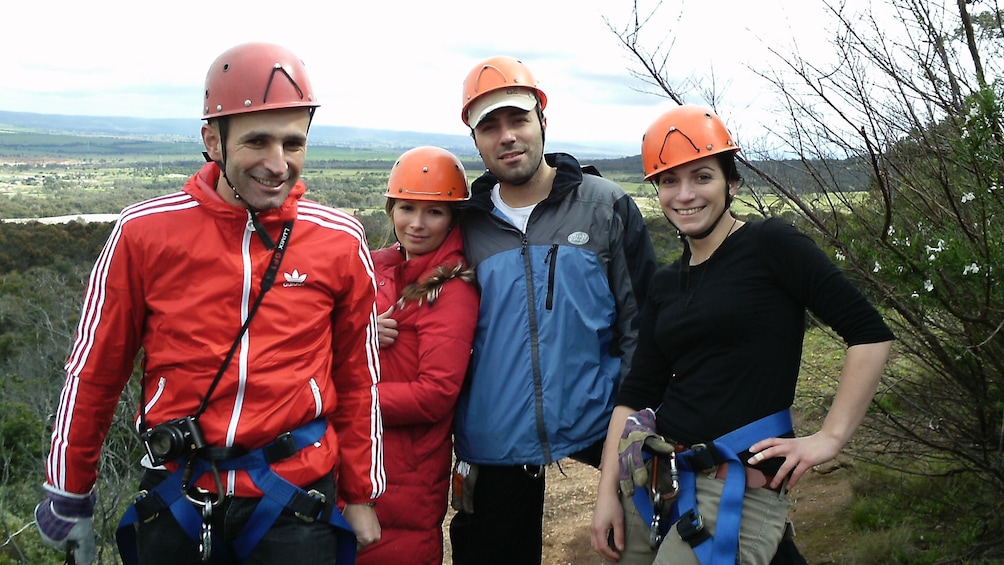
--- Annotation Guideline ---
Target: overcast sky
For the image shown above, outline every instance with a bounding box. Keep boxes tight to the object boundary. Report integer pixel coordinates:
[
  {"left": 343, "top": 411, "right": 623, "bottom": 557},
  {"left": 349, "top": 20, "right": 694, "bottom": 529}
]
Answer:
[{"left": 5, "top": 0, "right": 885, "bottom": 150}]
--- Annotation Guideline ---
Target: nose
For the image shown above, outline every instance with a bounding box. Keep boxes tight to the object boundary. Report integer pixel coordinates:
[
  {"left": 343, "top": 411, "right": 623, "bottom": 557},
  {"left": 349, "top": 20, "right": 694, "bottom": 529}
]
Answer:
[
  {"left": 262, "top": 142, "right": 289, "bottom": 175},
  {"left": 676, "top": 180, "right": 697, "bottom": 200},
  {"left": 408, "top": 213, "right": 426, "bottom": 231},
  {"left": 499, "top": 123, "right": 518, "bottom": 144}
]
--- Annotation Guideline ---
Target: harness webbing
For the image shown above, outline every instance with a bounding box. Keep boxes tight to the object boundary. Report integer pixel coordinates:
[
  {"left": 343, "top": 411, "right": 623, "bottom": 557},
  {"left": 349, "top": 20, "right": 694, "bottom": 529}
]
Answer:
[
  {"left": 632, "top": 409, "right": 792, "bottom": 565},
  {"left": 116, "top": 419, "right": 357, "bottom": 564}
]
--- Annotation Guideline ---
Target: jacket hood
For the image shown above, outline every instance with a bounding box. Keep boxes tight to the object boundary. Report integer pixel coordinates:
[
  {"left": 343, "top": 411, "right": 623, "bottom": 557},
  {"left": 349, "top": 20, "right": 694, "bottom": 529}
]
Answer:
[{"left": 183, "top": 162, "right": 305, "bottom": 223}]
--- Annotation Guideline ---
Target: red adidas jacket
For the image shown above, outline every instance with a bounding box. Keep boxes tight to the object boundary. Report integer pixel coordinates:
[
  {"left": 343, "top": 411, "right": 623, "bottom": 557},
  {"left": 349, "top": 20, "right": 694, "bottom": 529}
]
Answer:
[
  {"left": 46, "top": 162, "right": 385, "bottom": 504},
  {"left": 357, "top": 227, "right": 478, "bottom": 564}
]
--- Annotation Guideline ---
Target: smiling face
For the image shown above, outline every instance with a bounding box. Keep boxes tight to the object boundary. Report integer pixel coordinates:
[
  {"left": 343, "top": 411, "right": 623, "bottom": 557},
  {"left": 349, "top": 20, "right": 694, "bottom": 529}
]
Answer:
[
  {"left": 655, "top": 154, "right": 735, "bottom": 237},
  {"left": 472, "top": 105, "right": 546, "bottom": 186},
  {"left": 202, "top": 107, "right": 312, "bottom": 211},
  {"left": 390, "top": 199, "right": 454, "bottom": 259}
]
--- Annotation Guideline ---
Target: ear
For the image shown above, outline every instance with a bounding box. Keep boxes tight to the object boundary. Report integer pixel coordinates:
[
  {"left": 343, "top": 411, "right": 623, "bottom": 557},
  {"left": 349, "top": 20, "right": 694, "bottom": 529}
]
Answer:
[{"left": 201, "top": 123, "right": 223, "bottom": 162}]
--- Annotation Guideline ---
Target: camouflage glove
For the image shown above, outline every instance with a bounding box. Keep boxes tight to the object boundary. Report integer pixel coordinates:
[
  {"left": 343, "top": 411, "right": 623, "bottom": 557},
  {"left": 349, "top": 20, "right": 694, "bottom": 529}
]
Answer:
[
  {"left": 618, "top": 408, "right": 656, "bottom": 496},
  {"left": 35, "top": 487, "right": 96, "bottom": 565}
]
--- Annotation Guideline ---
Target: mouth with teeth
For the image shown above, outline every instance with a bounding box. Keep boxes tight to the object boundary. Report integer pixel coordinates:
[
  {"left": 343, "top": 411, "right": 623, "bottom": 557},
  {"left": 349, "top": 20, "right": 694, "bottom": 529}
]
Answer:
[
  {"left": 675, "top": 206, "right": 705, "bottom": 216},
  {"left": 251, "top": 175, "right": 285, "bottom": 188}
]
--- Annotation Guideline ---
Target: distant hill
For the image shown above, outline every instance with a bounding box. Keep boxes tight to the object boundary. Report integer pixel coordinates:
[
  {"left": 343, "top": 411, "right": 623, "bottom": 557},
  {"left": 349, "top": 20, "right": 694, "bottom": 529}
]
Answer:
[{"left": 0, "top": 110, "right": 637, "bottom": 159}]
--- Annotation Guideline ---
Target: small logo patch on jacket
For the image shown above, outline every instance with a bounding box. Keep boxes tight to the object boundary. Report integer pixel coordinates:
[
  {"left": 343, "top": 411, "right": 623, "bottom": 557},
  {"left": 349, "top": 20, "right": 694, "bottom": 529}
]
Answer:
[
  {"left": 567, "top": 231, "right": 589, "bottom": 245},
  {"left": 283, "top": 269, "right": 307, "bottom": 287}
]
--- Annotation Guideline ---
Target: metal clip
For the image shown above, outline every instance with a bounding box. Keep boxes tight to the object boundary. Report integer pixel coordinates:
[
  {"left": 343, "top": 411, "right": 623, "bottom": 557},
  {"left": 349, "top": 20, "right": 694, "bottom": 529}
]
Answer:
[
  {"left": 649, "top": 492, "right": 665, "bottom": 549},
  {"left": 666, "top": 451, "right": 680, "bottom": 499},
  {"left": 198, "top": 498, "right": 213, "bottom": 562},
  {"left": 649, "top": 457, "right": 666, "bottom": 549}
]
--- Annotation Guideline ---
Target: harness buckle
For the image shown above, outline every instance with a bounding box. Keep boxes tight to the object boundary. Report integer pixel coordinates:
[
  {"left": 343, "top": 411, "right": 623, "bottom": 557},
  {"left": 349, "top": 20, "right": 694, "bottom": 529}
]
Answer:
[
  {"left": 133, "top": 489, "right": 160, "bottom": 523},
  {"left": 676, "top": 508, "right": 711, "bottom": 547},
  {"left": 263, "top": 431, "right": 298, "bottom": 463},
  {"left": 688, "top": 442, "right": 718, "bottom": 473},
  {"left": 295, "top": 489, "right": 326, "bottom": 523}
]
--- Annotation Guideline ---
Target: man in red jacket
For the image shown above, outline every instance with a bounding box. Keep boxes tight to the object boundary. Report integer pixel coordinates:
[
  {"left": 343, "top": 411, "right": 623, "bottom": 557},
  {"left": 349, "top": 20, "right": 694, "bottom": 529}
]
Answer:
[{"left": 34, "top": 42, "right": 384, "bottom": 565}]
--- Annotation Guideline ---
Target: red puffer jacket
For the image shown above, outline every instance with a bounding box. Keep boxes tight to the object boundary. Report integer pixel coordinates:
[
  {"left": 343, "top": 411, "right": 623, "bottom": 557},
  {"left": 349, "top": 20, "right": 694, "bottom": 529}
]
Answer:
[{"left": 358, "top": 226, "right": 478, "bottom": 565}]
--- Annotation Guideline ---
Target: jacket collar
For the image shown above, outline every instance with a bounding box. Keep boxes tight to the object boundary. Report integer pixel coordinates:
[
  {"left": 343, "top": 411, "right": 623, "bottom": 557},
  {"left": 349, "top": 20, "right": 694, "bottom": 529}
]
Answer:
[
  {"left": 462, "top": 152, "right": 584, "bottom": 213},
  {"left": 376, "top": 226, "right": 467, "bottom": 285},
  {"left": 183, "top": 162, "right": 303, "bottom": 224}
]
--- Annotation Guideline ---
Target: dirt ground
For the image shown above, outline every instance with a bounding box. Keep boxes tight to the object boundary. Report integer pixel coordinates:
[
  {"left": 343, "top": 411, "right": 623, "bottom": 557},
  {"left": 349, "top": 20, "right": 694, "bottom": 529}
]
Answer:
[{"left": 442, "top": 457, "right": 855, "bottom": 564}]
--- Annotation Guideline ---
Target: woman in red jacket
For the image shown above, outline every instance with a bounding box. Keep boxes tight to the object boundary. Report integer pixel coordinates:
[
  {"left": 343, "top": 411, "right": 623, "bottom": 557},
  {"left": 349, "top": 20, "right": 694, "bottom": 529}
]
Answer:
[{"left": 358, "top": 146, "right": 479, "bottom": 564}]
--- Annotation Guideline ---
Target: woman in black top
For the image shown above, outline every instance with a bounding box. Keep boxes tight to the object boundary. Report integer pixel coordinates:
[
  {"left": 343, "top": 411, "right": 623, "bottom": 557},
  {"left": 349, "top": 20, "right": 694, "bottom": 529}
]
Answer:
[{"left": 590, "top": 105, "right": 894, "bottom": 565}]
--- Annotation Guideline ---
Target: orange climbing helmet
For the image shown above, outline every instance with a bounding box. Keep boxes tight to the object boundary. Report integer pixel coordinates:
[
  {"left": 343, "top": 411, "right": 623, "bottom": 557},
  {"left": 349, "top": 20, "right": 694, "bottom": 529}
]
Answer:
[
  {"left": 385, "top": 146, "right": 470, "bottom": 202},
  {"left": 641, "top": 105, "right": 739, "bottom": 181},
  {"left": 461, "top": 56, "right": 547, "bottom": 127},
  {"left": 203, "top": 42, "right": 319, "bottom": 120}
]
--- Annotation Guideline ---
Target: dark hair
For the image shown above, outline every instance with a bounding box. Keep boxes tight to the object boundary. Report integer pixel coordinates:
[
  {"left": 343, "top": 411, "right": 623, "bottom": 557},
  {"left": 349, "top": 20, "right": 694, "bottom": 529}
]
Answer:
[{"left": 716, "top": 151, "right": 744, "bottom": 189}]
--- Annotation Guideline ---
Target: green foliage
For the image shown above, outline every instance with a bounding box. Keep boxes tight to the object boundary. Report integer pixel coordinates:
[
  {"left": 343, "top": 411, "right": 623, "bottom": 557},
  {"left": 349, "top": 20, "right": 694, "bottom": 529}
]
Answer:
[
  {"left": 0, "top": 223, "right": 110, "bottom": 275},
  {"left": 845, "top": 463, "right": 1004, "bottom": 564}
]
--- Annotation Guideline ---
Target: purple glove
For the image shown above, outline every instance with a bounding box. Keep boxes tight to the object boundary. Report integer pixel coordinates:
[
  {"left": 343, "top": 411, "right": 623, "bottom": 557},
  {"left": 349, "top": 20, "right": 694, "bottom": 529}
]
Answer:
[
  {"left": 617, "top": 408, "right": 658, "bottom": 496},
  {"left": 35, "top": 488, "right": 96, "bottom": 565}
]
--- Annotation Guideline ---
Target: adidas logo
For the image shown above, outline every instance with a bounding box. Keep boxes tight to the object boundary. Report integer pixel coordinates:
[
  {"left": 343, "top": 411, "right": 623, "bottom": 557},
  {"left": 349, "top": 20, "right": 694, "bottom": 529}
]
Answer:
[{"left": 283, "top": 269, "right": 307, "bottom": 287}]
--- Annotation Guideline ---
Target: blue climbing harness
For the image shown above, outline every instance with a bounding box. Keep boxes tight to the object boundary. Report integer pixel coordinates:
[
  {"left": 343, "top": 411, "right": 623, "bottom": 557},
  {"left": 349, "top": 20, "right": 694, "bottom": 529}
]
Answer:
[
  {"left": 631, "top": 409, "right": 792, "bottom": 565},
  {"left": 115, "top": 418, "right": 357, "bottom": 564}
]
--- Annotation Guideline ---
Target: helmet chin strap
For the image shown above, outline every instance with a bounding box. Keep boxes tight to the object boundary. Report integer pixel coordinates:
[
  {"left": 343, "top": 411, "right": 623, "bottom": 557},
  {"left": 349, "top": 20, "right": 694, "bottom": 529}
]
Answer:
[
  {"left": 201, "top": 133, "right": 277, "bottom": 250},
  {"left": 674, "top": 191, "right": 734, "bottom": 293}
]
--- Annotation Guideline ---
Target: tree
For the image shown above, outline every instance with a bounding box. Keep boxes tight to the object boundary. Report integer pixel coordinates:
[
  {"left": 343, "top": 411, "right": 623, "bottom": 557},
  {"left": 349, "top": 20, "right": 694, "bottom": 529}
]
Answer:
[{"left": 610, "top": 0, "right": 1003, "bottom": 557}]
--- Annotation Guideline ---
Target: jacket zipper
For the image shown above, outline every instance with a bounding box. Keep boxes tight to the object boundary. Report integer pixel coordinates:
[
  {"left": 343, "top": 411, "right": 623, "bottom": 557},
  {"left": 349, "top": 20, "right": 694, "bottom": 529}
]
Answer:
[
  {"left": 309, "top": 378, "right": 323, "bottom": 418},
  {"left": 544, "top": 244, "right": 558, "bottom": 311},
  {"left": 521, "top": 233, "right": 553, "bottom": 464}
]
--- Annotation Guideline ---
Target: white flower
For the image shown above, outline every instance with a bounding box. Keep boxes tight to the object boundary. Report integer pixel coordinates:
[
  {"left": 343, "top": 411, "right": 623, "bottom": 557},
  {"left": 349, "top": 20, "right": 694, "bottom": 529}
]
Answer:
[
  {"left": 924, "top": 280, "right": 934, "bottom": 292},
  {"left": 961, "top": 192, "right": 975, "bottom": 203},
  {"left": 911, "top": 291, "right": 919, "bottom": 298},
  {"left": 873, "top": 261, "right": 881, "bottom": 273},
  {"left": 963, "top": 263, "right": 981, "bottom": 275},
  {"left": 835, "top": 251, "right": 846, "bottom": 261},
  {"left": 887, "top": 225, "right": 896, "bottom": 237}
]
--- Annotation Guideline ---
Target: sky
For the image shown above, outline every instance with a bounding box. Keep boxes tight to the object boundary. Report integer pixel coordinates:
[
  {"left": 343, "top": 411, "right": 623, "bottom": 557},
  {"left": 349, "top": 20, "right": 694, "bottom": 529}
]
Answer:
[{"left": 4, "top": 0, "right": 875, "bottom": 151}]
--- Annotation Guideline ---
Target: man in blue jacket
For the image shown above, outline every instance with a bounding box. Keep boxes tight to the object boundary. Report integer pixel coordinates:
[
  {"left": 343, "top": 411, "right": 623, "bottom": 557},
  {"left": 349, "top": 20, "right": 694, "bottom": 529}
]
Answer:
[{"left": 450, "top": 55, "right": 658, "bottom": 565}]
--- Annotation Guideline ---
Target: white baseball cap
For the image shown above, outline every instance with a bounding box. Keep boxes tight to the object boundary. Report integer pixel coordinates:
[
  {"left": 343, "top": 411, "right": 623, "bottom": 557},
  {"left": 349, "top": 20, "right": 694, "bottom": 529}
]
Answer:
[{"left": 466, "top": 87, "right": 539, "bottom": 128}]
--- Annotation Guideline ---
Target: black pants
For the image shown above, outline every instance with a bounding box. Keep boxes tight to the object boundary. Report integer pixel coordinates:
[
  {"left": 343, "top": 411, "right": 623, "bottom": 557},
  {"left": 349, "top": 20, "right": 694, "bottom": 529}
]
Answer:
[
  {"left": 135, "top": 469, "right": 341, "bottom": 565},
  {"left": 449, "top": 464, "right": 546, "bottom": 565}
]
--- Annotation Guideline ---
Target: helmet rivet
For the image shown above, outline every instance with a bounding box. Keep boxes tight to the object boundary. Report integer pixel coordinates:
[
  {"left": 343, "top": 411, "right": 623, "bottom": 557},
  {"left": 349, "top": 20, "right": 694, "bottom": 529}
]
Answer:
[
  {"left": 706, "top": 144, "right": 714, "bottom": 150},
  {"left": 244, "top": 100, "right": 253, "bottom": 108},
  {"left": 216, "top": 104, "right": 223, "bottom": 112},
  {"left": 423, "top": 166, "right": 430, "bottom": 173}
]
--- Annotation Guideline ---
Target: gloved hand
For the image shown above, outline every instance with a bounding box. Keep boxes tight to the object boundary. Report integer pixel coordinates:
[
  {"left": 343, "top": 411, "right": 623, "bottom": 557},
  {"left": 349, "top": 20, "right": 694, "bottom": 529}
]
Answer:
[
  {"left": 35, "top": 488, "right": 97, "bottom": 565},
  {"left": 617, "top": 408, "right": 675, "bottom": 496}
]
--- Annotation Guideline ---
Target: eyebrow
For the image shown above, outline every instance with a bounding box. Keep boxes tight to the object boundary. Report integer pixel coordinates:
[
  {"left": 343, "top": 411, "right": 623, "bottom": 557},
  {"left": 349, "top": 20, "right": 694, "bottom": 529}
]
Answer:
[{"left": 237, "top": 130, "right": 308, "bottom": 144}]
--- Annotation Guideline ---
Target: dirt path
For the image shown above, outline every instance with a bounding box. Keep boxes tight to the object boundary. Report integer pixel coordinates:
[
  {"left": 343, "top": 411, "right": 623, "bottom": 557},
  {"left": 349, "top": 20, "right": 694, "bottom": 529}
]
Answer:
[{"left": 443, "top": 457, "right": 856, "bottom": 564}]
